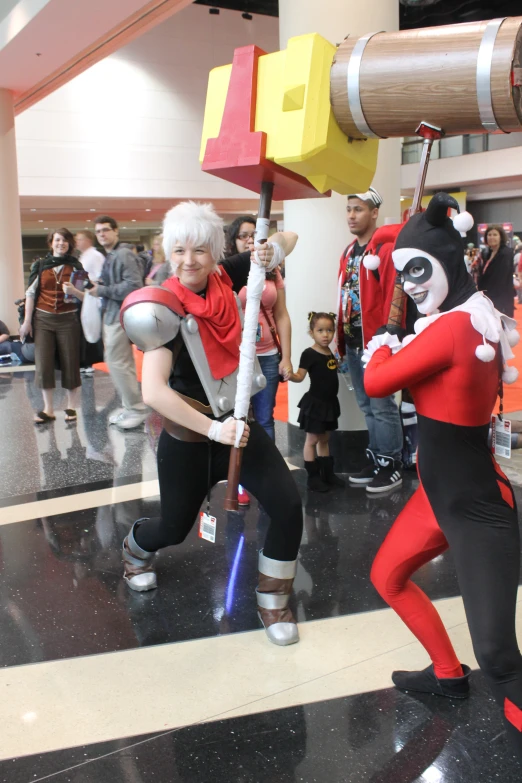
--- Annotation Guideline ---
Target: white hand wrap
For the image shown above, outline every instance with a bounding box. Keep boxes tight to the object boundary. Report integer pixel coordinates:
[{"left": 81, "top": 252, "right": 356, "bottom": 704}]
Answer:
[
  {"left": 254, "top": 242, "right": 285, "bottom": 272},
  {"left": 207, "top": 417, "right": 242, "bottom": 445},
  {"left": 207, "top": 419, "right": 225, "bottom": 443},
  {"left": 361, "top": 333, "right": 402, "bottom": 369},
  {"left": 234, "top": 419, "right": 245, "bottom": 449}
]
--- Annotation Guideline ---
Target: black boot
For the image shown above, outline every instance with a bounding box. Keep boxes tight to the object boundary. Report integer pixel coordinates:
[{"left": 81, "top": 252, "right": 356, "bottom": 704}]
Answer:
[
  {"left": 392, "top": 663, "right": 471, "bottom": 699},
  {"left": 318, "top": 456, "right": 345, "bottom": 487},
  {"left": 305, "top": 460, "right": 329, "bottom": 492}
]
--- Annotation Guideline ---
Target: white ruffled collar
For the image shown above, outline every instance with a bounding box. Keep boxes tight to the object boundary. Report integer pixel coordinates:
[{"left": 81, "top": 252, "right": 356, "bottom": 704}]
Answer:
[{"left": 410, "top": 291, "right": 517, "bottom": 364}]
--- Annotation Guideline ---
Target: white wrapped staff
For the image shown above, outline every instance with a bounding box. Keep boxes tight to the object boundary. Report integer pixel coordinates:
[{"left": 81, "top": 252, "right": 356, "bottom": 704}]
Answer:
[{"left": 224, "top": 183, "right": 278, "bottom": 511}]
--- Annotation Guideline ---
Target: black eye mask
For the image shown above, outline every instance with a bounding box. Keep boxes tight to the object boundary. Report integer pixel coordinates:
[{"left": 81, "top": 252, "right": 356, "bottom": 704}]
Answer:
[{"left": 401, "top": 256, "right": 433, "bottom": 285}]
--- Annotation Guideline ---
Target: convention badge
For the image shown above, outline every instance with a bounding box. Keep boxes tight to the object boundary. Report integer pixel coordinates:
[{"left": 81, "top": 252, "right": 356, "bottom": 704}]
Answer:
[
  {"left": 491, "top": 415, "right": 512, "bottom": 459},
  {"left": 199, "top": 511, "right": 217, "bottom": 543},
  {"left": 256, "top": 323, "right": 263, "bottom": 343}
]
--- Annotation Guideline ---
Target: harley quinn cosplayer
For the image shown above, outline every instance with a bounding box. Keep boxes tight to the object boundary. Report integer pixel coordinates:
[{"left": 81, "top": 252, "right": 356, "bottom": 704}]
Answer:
[
  {"left": 120, "top": 202, "right": 303, "bottom": 646},
  {"left": 363, "top": 193, "right": 522, "bottom": 760}
]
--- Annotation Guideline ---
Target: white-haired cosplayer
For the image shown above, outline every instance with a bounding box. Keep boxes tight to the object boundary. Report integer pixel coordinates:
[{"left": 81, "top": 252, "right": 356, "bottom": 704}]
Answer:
[
  {"left": 120, "top": 201, "right": 302, "bottom": 647},
  {"left": 163, "top": 201, "right": 225, "bottom": 273}
]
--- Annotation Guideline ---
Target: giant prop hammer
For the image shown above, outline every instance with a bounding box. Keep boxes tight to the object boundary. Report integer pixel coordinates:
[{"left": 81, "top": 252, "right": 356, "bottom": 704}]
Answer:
[{"left": 200, "top": 18, "right": 522, "bottom": 510}]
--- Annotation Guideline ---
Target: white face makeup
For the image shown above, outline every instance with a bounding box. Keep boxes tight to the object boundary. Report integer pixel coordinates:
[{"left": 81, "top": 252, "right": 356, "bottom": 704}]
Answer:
[{"left": 392, "top": 247, "right": 449, "bottom": 315}]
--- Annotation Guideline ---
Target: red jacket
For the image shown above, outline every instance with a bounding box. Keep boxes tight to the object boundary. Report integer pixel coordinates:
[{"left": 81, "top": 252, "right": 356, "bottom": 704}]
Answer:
[{"left": 337, "top": 228, "right": 402, "bottom": 353}]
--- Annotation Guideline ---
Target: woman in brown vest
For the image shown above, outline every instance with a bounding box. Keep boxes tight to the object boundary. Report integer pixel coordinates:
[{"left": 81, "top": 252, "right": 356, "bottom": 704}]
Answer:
[{"left": 20, "top": 229, "right": 84, "bottom": 423}]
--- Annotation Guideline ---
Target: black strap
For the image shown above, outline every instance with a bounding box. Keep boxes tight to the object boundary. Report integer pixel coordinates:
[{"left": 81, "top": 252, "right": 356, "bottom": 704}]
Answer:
[
  {"left": 497, "top": 345, "right": 504, "bottom": 422},
  {"left": 206, "top": 441, "right": 212, "bottom": 514},
  {"left": 260, "top": 302, "right": 282, "bottom": 358}
]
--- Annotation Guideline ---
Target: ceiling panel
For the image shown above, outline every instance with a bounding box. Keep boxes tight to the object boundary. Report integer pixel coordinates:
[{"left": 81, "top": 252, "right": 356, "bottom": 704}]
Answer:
[{"left": 194, "top": 1, "right": 522, "bottom": 28}]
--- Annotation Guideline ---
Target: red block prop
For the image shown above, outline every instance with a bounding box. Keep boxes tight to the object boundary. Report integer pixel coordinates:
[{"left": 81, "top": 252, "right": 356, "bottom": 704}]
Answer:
[{"left": 202, "top": 45, "right": 330, "bottom": 201}]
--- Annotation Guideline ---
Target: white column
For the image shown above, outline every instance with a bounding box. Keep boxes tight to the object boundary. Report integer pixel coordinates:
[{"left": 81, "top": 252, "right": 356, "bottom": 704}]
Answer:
[
  {"left": 279, "top": 0, "right": 401, "bottom": 431},
  {"left": 0, "top": 89, "right": 24, "bottom": 332}
]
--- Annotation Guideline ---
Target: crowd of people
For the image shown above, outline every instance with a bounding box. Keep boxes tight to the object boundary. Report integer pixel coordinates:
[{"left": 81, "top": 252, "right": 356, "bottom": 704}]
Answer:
[
  {"left": 3, "top": 196, "right": 520, "bottom": 493},
  {"left": 3, "top": 191, "right": 522, "bottom": 762}
]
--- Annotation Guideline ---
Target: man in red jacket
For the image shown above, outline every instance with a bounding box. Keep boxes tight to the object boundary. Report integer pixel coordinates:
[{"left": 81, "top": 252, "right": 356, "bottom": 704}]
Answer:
[{"left": 337, "top": 187, "right": 403, "bottom": 493}]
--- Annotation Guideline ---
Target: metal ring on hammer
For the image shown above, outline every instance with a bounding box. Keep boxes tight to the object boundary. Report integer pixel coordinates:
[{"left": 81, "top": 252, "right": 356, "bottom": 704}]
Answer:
[
  {"left": 347, "top": 31, "right": 383, "bottom": 139},
  {"left": 476, "top": 18, "right": 507, "bottom": 133}
]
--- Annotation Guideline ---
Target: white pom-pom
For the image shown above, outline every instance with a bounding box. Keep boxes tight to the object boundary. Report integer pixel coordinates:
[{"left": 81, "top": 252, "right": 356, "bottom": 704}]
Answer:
[
  {"left": 363, "top": 254, "right": 381, "bottom": 271},
  {"left": 507, "top": 329, "right": 520, "bottom": 348},
  {"left": 503, "top": 365, "right": 519, "bottom": 384},
  {"left": 475, "top": 342, "right": 495, "bottom": 362},
  {"left": 452, "top": 211, "right": 474, "bottom": 236},
  {"left": 402, "top": 334, "right": 416, "bottom": 348}
]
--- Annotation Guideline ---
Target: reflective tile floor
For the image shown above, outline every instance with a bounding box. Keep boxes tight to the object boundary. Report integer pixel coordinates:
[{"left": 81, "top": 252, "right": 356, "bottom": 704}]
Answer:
[{"left": 0, "top": 368, "right": 521, "bottom": 782}]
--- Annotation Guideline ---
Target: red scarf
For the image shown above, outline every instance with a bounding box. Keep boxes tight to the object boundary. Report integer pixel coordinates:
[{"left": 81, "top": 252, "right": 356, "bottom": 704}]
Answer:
[{"left": 163, "top": 269, "right": 241, "bottom": 379}]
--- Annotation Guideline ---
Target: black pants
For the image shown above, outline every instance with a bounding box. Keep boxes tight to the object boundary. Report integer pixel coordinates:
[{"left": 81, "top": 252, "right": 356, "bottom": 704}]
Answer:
[
  {"left": 373, "top": 416, "right": 522, "bottom": 759},
  {"left": 135, "top": 421, "right": 303, "bottom": 562}
]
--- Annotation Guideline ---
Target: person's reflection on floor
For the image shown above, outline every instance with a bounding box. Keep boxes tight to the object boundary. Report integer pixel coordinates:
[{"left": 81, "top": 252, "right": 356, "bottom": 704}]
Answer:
[
  {"left": 22, "top": 509, "right": 138, "bottom": 658},
  {"left": 80, "top": 378, "right": 114, "bottom": 465},
  {"left": 295, "top": 503, "right": 339, "bottom": 621},
  {"left": 369, "top": 712, "right": 453, "bottom": 783}
]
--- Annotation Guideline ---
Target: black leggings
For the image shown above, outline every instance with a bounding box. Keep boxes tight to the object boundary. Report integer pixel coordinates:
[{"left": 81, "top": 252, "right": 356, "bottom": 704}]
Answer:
[
  {"left": 372, "top": 417, "right": 522, "bottom": 759},
  {"left": 135, "top": 421, "right": 303, "bottom": 562}
]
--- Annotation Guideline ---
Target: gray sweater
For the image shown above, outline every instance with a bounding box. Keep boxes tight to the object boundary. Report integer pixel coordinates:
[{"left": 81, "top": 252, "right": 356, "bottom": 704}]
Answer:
[{"left": 97, "top": 245, "right": 143, "bottom": 325}]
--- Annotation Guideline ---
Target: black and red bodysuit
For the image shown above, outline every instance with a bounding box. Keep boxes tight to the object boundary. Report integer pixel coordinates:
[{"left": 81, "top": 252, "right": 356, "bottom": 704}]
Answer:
[{"left": 365, "top": 310, "right": 522, "bottom": 756}]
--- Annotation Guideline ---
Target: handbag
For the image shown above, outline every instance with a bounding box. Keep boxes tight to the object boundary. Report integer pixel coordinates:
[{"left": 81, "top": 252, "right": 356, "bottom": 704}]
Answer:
[{"left": 81, "top": 290, "right": 102, "bottom": 343}]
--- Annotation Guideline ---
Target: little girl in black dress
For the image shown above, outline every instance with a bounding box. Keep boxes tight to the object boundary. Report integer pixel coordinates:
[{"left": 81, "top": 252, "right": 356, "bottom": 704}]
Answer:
[{"left": 289, "top": 312, "right": 344, "bottom": 492}]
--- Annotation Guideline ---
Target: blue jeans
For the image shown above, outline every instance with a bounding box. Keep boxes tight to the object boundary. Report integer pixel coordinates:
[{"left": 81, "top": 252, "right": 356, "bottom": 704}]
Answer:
[
  {"left": 345, "top": 346, "right": 403, "bottom": 461},
  {"left": 252, "top": 353, "right": 280, "bottom": 441}
]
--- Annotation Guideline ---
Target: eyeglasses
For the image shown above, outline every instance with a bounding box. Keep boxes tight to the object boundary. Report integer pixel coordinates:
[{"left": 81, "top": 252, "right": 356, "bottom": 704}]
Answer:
[
  {"left": 238, "top": 231, "right": 256, "bottom": 240},
  {"left": 95, "top": 227, "right": 114, "bottom": 235}
]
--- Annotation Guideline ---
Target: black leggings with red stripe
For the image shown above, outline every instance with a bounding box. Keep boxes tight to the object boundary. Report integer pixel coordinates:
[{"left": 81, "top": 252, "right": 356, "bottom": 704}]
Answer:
[{"left": 371, "top": 416, "right": 522, "bottom": 759}]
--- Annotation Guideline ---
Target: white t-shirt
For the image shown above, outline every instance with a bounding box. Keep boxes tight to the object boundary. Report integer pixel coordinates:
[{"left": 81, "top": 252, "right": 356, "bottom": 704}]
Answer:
[{"left": 81, "top": 247, "right": 105, "bottom": 282}]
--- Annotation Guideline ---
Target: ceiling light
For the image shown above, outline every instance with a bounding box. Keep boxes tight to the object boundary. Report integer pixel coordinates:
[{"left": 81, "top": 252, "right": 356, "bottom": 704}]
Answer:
[
  {"left": 90, "top": 208, "right": 96, "bottom": 212},
  {"left": 86, "top": 219, "right": 91, "bottom": 222},
  {"left": 30, "top": 208, "right": 36, "bottom": 212},
  {"left": 44, "top": 227, "right": 48, "bottom": 230},
  {"left": 38, "top": 219, "right": 43, "bottom": 222},
  {"left": 131, "top": 219, "right": 136, "bottom": 222},
  {"left": 145, "top": 209, "right": 151, "bottom": 212}
]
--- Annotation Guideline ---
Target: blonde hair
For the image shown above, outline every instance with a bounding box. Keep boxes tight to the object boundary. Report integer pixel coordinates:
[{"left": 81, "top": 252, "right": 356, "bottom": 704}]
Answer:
[
  {"left": 152, "top": 234, "right": 166, "bottom": 263},
  {"left": 162, "top": 202, "right": 225, "bottom": 274}
]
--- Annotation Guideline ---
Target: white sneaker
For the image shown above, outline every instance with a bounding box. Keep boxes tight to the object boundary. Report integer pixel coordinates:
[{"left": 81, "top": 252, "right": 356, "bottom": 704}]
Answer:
[{"left": 116, "top": 410, "right": 149, "bottom": 430}]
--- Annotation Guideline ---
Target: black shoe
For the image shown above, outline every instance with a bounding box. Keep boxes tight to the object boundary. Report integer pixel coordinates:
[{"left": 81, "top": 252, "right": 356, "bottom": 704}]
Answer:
[
  {"left": 392, "top": 663, "right": 471, "bottom": 699},
  {"left": 349, "top": 449, "right": 377, "bottom": 485},
  {"left": 318, "top": 456, "right": 345, "bottom": 487},
  {"left": 366, "top": 454, "right": 403, "bottom": 494},
  {"left": 304, "top": 460, "right": 330, "bottom": 492}
]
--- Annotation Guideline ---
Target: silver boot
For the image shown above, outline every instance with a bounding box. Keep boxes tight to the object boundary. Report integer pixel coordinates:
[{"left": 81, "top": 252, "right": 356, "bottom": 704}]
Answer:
[
  {"left": 122, "top": 520, "right": 157, "bottom": 592},
  {"left": 256, "top": 550, "right": 299, "bottom": 646}
]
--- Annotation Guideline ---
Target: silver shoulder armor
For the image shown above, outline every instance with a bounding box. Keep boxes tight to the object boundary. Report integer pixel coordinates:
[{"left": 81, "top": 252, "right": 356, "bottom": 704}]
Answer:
[
  {"left": 123, "top": 301, "right": 180, "bottom": 351},
  {"left": 121, "top": 287, "right": 185, "bottom": 351}
]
